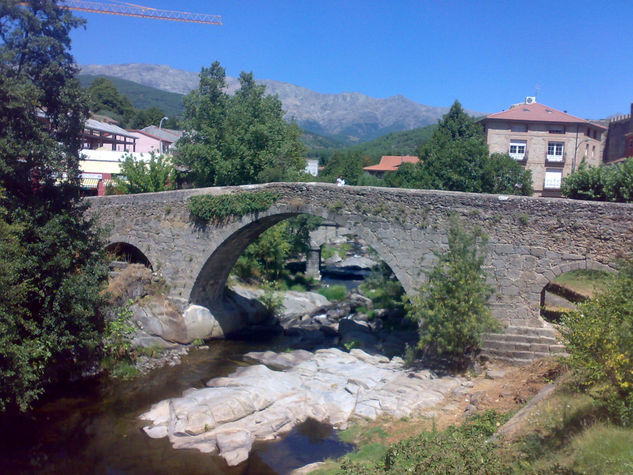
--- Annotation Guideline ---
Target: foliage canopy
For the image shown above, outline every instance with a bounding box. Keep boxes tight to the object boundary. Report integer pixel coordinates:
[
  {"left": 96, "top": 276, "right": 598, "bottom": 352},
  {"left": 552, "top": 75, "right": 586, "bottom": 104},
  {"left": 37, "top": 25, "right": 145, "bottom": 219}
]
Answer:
[
  {"left": 562, "top": 158, "right": 633, "bottom": 202},
  {"left": 387, "top": 101, "right": 533, "bottom": 195},
  {"left": 175, "top": 62, "right": 307, "bottom": 187},
  {"left": 406, "top": 219, "right": 498, "bottom": 367},
  {"left": 112, "top": 152, "right": 175, "bottom": 194},
  {"left": 562, "top": 261, "right": 633, "bottom": 425},
  {"left": 0, "top": 0, "right": 108, "bottom": 411}
]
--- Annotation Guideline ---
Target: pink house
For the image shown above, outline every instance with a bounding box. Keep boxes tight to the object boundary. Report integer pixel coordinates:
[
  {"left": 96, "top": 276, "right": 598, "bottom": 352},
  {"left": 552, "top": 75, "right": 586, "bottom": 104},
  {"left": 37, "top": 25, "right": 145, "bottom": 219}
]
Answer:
[{"left": 115, "top": 130, "right": 170, "bottom": 153}]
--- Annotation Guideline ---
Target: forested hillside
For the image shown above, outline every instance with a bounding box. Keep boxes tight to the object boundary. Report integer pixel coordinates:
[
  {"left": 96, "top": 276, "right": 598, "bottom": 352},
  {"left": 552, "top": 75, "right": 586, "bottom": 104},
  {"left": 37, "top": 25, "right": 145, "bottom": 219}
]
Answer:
[{"left": 79, "top": 74, "right": 185, "bottom": 119}]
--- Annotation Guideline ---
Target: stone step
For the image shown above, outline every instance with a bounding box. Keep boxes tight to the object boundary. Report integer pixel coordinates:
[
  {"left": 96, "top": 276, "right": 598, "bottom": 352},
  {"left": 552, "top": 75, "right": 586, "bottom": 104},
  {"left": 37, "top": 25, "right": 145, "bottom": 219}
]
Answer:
[
  {"left": 549, "top": 344, "right": 568, "bottom": 354},
  {"left": 481, "top": 339, "right": 552, "bottom": 353},
  {"left": 505, "top": 326, "right": 558, "bottom": 338},
  {"left": 482, "top": 348, "right": 551, "bottom": 360},
  {"left": 480, "top": 354, "right": 534, "bottom": 366},
  {"left": 482, "top": 334, "right": 558, "bottom": 346}
]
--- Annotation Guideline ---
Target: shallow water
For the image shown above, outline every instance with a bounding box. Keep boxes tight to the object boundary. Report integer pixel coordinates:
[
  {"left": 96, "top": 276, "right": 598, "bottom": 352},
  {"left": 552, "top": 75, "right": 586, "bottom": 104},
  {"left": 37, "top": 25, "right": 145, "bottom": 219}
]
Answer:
[{"left": 0, "top": 339, "right": 353, "bottom": 474}]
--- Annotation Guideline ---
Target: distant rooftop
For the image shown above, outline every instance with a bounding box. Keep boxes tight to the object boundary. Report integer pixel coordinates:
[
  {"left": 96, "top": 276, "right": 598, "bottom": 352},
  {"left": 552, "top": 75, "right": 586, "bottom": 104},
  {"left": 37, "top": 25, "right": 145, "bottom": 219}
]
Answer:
[
  {"left": 363, "top": 155, "right": 419, "bottom": 172},
  {"left": 485, "top": 102, "right": 606, "bottom": 129}
]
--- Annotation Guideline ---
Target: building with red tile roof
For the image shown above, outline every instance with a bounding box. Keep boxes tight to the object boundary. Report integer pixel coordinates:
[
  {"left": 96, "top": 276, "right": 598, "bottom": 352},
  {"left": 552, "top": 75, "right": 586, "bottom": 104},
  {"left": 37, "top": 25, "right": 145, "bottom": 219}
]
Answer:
[
  {"left": 481, "top": 98, "right": 606, "bottom": 197},
  {"left": 363, "top": 155, "right": 419, "bottom": 178}
]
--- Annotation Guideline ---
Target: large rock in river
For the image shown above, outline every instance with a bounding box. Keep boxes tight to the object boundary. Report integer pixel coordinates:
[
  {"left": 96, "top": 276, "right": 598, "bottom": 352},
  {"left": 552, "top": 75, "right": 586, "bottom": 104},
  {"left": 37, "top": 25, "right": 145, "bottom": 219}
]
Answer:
[{"left": 140, "top": 348, "right": 462, "bottom": 466}]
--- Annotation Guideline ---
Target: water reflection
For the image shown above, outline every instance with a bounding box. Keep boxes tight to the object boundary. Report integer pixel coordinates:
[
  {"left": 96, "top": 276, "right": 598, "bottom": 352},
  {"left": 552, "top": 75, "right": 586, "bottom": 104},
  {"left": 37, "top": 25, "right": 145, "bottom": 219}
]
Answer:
[{"left": 0, "top": 340, "right": 353, "bottom": 474}]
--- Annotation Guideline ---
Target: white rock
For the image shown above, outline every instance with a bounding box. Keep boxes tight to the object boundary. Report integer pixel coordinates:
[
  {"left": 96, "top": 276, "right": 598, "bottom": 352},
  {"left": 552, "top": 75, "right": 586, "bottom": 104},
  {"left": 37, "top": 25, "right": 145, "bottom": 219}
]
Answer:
[{"left": 140, "top": 347, "right": 462, "bottom": 466}]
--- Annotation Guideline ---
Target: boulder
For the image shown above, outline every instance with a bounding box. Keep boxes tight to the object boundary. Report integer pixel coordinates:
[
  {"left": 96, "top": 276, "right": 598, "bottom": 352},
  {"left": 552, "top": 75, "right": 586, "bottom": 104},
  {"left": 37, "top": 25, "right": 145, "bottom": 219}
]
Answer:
[{"left": 140, "top": 348, "right": 462, "bottom": 466}]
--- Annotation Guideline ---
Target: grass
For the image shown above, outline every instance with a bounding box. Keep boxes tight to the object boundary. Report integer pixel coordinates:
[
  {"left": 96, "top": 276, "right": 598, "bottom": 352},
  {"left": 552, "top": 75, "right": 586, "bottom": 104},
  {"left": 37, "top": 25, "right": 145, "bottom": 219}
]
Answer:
[
  {"left": 309, "top": 384, "right": 633, "bottom": 475},
  {"left": 553, "top": 269, "right": 611, "bottom": 298},
  {"left": 500, "top": 383, "right": 633, "bottom": 474},
  {"left": 317, "top": 284, "right": 348, "bottom": 301}
]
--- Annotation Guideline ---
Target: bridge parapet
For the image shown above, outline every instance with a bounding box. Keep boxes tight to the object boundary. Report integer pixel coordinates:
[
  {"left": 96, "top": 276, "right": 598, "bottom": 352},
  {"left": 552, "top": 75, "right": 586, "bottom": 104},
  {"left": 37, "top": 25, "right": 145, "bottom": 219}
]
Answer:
[{"left": 87, "top": 183, "right": 633, "bottom": 329}]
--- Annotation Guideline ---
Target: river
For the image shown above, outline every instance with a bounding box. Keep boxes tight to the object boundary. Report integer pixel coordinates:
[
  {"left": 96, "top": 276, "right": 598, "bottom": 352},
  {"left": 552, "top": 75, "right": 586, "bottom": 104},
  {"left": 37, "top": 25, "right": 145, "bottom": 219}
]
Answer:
[{"left": 0, "top": 338, "right": 354, "bottom": 474}]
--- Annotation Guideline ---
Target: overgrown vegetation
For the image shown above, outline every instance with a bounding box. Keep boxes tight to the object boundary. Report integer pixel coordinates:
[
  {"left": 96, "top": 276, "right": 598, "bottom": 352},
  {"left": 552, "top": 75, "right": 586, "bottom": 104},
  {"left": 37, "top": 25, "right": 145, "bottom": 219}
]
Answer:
[
  {"left": 562, "top": 157, "right": 633, "bottom": 202},
  {"left": 562, "top": 260, "right": 633, "bottom": 425},
  {"left": 232, "top": 214, "right": 322, "bottom": 282},
  {"left": 383, "top": 101, "right": 533, "bottom": 195},
  {"left": 317, "top": 285, "right": 348, "bottom": 301},
  {"left": 331, "top": 411, "right": 512, "bottom": 474},
  {"left": 0, "top": 2, "right": 109, "bottom": 412},
  {"left": 188, "top": 191, "right": 279, "bottom": 223},
  {"left": 406, "top": 219, "right": 498, "bottom": 367},
  {"left": 110, "top": 152, "right": 175, "bottom": 194},
  {"left": 175, "top": 62, "right": 308, "bottom": 186}
]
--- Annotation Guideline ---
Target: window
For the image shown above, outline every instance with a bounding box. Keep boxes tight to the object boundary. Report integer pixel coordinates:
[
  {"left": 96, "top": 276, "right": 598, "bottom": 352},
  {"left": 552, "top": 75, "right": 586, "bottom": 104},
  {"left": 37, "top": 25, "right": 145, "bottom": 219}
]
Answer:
[
  {"left": 544, "top": 170, "right": 563, "bottom": 189},
  {"left": 511, "top": 123, "right": 527, "bottom": 132},
  {"left": 509, "top": 140, "right": 527, "bottom": 160},
  {"left": 548, "top": 125, "right": 565, "bottom": 134},
  {"left": 547, "top": 142, "right": 564, "bottom": 162}
]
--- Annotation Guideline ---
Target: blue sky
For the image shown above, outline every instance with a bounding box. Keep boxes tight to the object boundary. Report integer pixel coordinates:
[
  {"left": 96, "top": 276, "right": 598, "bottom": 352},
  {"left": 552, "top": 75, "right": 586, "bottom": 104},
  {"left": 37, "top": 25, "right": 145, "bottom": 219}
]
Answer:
[{"left": 70, "top": 0, "right": 633, "bottom": 119}]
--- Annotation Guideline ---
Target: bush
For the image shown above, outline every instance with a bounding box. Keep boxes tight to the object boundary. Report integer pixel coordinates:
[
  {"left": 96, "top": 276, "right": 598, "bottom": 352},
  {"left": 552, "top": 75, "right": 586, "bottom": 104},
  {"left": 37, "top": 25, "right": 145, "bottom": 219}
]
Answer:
[
  {"left": 188, "top": 191, "right": 278, "bottom": 223},
  {"left": 317, "top": 285, "right": 348, "bottom": 301},
  {"left": 406, "top": 219, "right": 498, "bottom": 367},
  {"left": 562, "top": 158, "right": 633, "bottom": 202},
  {"left": 339, "top": 411, "right": 511, "bottom": 474},
  {"left": 561, "top": 261, "right": 633, "bottom": 425}
]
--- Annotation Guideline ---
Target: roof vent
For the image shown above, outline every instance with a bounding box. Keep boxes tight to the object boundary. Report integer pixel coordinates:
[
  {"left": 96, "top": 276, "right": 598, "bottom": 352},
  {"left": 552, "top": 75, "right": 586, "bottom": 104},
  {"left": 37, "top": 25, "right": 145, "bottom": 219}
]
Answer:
[{"left": 525, "top": 96, "right": 536, "bottom": 104}]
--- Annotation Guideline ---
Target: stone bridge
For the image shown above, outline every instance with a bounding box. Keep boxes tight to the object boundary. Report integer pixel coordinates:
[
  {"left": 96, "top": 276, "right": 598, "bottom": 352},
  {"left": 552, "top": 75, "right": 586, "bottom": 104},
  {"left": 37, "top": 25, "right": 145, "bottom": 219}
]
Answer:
[{"left": 87, "top": 182, "right": 633, "bottom": 338}]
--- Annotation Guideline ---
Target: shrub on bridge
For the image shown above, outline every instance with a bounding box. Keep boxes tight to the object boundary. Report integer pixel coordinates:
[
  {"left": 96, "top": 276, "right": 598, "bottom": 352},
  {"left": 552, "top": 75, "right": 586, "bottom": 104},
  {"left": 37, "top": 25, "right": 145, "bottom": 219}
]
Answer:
[
  {"left": 561, "top": 260, "right": 633, "bottom": 426},
  {"left": 188, "top": 191, "right": 278, "bottom": 223},
  {"left": 406, "top": 219, "right": 498, "bottom": 368}
]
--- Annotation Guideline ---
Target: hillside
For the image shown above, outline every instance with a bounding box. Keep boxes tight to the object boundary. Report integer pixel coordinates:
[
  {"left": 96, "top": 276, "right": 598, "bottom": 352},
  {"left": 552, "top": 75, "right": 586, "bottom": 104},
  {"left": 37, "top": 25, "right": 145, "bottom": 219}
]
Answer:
[
  {"left": 344, "top": 124, "right": 438, "bottom": 161},
  {"left": 78, "top": 74, "right": 185, "bottom": 119},
  {"left": 80, "top": 63, "right": 478, "bottom": 143}
]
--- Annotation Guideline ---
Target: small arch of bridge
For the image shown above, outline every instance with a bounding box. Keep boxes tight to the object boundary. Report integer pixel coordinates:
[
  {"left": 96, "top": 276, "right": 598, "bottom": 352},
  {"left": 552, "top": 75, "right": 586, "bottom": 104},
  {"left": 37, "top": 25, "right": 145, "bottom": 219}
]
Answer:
[{"left": 105, "top": 241, "right": 153, "bottom": 269}]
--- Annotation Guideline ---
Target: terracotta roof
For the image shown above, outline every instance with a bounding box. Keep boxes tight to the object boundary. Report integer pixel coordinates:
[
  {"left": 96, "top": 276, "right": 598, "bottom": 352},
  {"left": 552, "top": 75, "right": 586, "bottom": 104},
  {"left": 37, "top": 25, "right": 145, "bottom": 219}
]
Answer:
[
  {"left": 484, "top": 102, "right": 607, "bottom": 129},
  {"left": 363, "top": 155, "right": 419, "bottom": 172}
]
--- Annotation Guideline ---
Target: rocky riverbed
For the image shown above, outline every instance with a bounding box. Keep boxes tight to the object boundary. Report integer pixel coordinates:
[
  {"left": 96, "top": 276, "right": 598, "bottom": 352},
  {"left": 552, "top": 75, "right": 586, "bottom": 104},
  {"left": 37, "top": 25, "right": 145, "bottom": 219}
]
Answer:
[{"left": 139, "top": 347, "right": 462, "bottom": 466}]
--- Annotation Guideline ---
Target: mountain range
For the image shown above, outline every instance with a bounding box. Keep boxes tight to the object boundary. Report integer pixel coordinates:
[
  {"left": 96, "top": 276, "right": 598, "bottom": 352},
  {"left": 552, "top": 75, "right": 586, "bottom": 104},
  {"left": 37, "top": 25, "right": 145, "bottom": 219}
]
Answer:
[{"left": 80, "top": 63, "right": 478, "bottom": 143}]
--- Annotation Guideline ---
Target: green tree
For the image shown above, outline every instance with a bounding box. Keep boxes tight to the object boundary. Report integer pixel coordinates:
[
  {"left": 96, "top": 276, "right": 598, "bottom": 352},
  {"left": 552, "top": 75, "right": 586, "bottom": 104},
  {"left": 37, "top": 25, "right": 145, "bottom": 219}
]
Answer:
[
  {"left": 112, "top": 152, "right": 175, "bottom": 194},
  {"left": 406, "top": 219, "right": 497, "bottom": 367},
  {"left": 319, "top": 151, "right": 367, "bottom": 185},
  {"left": 131, "top": 106, "right": 168, "bottom": 129},
  {"left": 562, "top": 158, "right": 633, "bottom": 203},
  {"left": 176, "top": 62, "right": 306, "bottom": 186},
  {"left": 562, "top": 261, "right": 633, "bottom": 425},
  {"left": 387, "top": 101, "right": 532, "bottom": 195},
  {"left": 482, "top": 153, "right": 533, "bottom": 195},
  {"left": 0, "top": 1, "right": 108, "bottom": 411},
  {"left": 87, "top": 76, "right": 135, "bottom": 126}
]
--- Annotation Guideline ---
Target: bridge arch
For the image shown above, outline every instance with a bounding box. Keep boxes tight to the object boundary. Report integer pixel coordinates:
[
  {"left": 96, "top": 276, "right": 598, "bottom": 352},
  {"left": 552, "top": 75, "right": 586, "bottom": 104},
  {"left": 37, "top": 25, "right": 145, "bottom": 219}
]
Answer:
[
  {"left": 188, "top": 204, "right": 416, "bottom": 308},
  {"left": 105, "top": 241, "right": 153, "bottom": 269},
  {"left": 536, "top": 260, "right": 615, "bottom": 312}
]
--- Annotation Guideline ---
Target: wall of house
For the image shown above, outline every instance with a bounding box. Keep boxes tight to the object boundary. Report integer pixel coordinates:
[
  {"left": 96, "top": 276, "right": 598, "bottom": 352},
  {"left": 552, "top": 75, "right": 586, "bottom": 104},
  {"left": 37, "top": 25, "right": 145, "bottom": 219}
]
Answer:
[
  {"left": 604, "top": 112, "right": 632, "bottom": 163},
  {"left": 114, "top": 132, "right": 165, "bottom": 153},
  {"left": 486, "top": 121, "right": 605, "bottom": 196}
]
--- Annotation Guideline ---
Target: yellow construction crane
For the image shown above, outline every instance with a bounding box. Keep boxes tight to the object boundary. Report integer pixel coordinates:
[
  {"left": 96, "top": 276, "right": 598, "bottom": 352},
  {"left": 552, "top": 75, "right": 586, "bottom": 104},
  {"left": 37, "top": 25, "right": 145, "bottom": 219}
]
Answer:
[{"left": 58, "top": 1, "right": 222, "bottom": 25}]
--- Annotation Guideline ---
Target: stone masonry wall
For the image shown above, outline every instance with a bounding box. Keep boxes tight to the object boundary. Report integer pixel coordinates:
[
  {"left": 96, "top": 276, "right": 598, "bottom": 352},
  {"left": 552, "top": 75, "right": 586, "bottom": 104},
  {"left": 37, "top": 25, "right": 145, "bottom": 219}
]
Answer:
[{"left": 87, "top": 183, "right": 633, "bottom": 329}]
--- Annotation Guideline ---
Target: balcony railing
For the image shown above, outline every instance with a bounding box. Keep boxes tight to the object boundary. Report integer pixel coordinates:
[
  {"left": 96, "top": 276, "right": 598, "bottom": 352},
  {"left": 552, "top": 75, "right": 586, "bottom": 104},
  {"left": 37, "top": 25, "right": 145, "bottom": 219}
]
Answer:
[
  {"left": 509, "top": 151, "right": 527, "bottom": 163},
  {"left": 545, "top": 152, "right": 565, "bottom": 165}
]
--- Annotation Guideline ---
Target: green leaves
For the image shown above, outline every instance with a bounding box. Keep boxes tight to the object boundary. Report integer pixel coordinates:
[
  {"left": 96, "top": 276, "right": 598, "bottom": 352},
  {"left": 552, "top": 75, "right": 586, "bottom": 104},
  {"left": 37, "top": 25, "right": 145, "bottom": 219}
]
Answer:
[
  {"left": 386, "top": 101, "right": 532, "bottom": 195},
  {"left": 562, "top": 261, "right": 633, "bottom": 425},
  {"left": 562, "top": 158, "right": 633, "bottom": 202},
  {"left": 113, "top": 152, "right": 175, "bottom": 194},
  {"left": 175, "top": 61, "right": 306, "bottom": 187},
  {"left": 188, "top": 191, "right": 279, "bottom": 223},
  {"left": 0, "top": 1, "right": 108, "bottom": 412},
  {"left": 406, "top": 219, "right": 498, "bottom": 367}
]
